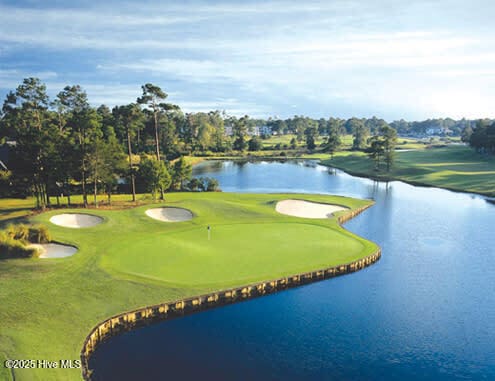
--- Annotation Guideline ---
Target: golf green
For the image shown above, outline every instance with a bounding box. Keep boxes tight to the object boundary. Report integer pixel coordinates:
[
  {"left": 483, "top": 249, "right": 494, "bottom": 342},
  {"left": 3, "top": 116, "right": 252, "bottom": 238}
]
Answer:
[
  {"left": 104, "top": 223, "right": 365, "bottom": 287},
  {"left": 0, "top": 192, "right": 377, "bottom": 381}
]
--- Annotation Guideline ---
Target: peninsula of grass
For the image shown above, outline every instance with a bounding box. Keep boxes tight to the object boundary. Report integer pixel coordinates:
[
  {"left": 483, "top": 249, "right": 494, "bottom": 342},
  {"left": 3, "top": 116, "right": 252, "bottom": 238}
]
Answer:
[
  {"left": 322, "top": 145, "right": 495, "bottom": 196},
  {"left": 0, "top": 192, "right": 377, "bottom": 381}
]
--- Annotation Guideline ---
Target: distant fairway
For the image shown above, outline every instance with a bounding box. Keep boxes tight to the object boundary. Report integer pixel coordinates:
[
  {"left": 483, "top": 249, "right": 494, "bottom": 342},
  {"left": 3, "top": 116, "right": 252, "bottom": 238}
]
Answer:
[
  {"left": 0, "top": 192, "right": 377, "bottom": 381},
  {"left": 324, "top": 145, "right": 495, "bottom": 196}
]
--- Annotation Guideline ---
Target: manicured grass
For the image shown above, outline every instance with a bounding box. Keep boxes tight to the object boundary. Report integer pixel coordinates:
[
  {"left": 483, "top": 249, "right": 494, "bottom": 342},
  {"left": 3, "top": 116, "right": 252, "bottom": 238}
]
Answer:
[
  {"left": 0, "top": 198, "right": 36, "bottom": 224},
  {"left": 323, "top": 145, "right": 495, "bottom": 196},
  {"left": 105, "top": 223, "right": 364, "bottom": 287},
  {"left": 261, "top": 133, "right": 294, "bottom": 147},
  {"left": 396, "top": 137, "right": 428, "bottom": 150},
  {"left": 0, "top": 352, "right": 13, "bottom": 381},
  {"left": 261, "top": 133, "right": 328, "bottom": 149},
  {"left": 0, "top": 192, "right": 377, "bottom": 381}
]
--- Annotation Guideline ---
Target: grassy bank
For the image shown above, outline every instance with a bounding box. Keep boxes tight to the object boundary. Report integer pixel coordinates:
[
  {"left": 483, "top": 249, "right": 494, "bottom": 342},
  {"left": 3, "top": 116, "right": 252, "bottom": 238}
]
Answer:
[
  {"left": 259, "top": 134, "right": 437, "bottom": 151},
  {"left": 322, "top": 146, "right": 495, "bottom": 196},
  {"left": 184, "top": 136, "right": 450, "bottom": 164},
  {"left": 0, "top": 192, "right": 377, "bottom": 381}
]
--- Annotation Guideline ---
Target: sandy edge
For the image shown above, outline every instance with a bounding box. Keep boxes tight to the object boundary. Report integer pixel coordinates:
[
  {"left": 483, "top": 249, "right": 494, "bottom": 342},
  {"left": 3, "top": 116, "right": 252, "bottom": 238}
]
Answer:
[
  {"left": 145, "top": 207, "right": 194, "bottom": 222},
  {"left": 49, "top": 213, "right": 103, "bottom": 228},
  {"left": 28, "top": 243, "right": 78, "bottom": 259},
  {"left": 275, "top": 199, "right": 348, "bottom": 219}
]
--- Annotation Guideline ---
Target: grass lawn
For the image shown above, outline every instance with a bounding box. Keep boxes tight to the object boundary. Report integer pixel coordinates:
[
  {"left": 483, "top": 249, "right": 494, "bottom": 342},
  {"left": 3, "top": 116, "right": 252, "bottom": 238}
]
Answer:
[
  {"left": 323, "top": 145, "right": 495, "bottom": 196},
  {"left": 0, "top": 192, "right": 377, "bottom": 381},
  {"left": 396, "top": 137, "right": 429, "bottom": 150},
  {"left": 0, "top": 198, "right": 37, "bottom": 224},
  {"left": 261, "top": 133, "right": 328, "bottom": 149}
]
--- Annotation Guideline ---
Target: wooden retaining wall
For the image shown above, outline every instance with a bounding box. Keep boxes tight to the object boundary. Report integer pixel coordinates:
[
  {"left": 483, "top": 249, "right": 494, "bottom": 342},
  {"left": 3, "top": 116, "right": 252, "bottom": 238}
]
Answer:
[{"left": 80, "top": 203, "right": 379, "bottom": 380}]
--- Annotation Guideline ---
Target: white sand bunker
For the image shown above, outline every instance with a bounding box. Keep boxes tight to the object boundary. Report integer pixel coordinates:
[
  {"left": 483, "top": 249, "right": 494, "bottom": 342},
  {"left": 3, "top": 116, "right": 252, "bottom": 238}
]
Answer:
[
  {"left": 145, "top": 207, "right": 193, "bottom": 222},
  {"left": 49, "top": 213, "right": 103, "bottom": 228},
  {"left": 276, "top": 199, "right": 348, "bottom": 219},
  {"left": 29, "top": 243, "right": 77, "bottom": 259}
]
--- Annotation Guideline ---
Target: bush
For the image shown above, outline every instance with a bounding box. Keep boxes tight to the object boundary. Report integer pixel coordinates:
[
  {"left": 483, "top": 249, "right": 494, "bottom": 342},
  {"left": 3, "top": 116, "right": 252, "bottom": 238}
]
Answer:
[
  {"left": 0, "top": 224, "right": 50, "bottom": 259},
  {"left": 204, "top": 177, "right": 220, "bottom": 191},
  {"left": 187, "top": 177, "right": 205, "bottom": 192},
  {"left": 6, "top": 224, "right": 30, "bottom": 242},
  {"left": 28, "top": 225, "right": 51, "bottom": 243},
  {"left": 185, "top": 177, "right": 220, "bottom": 192},
  {"left": 5, "top": 224, "right": 50, "bottom": 244},
  {"left": 248, "top": 136, "right": 263, "bottom": 151},
  {"left": 0, "top": 231, "right": 39, "bottom": 259}
]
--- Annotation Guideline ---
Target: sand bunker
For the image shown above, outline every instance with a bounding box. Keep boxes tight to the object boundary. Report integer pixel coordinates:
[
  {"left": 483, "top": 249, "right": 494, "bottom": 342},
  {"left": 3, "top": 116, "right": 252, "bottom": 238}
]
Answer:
[
  {"left": 29, "top": 243, "right": 77, "bottom": 259},
  {"left": 145, "top": 207, "right": 193, "bottom": 222},
  {"left": 49, "top": 213, "right": 103, "bottom": 228},
  {"left": 275, "top": 199, "right": 348, "bottom": 219}
]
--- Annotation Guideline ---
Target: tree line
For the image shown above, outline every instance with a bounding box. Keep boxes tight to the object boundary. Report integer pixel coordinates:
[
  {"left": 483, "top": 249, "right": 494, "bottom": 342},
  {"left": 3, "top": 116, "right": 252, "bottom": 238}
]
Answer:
[
  {"left": 1, "top": 78, "right": 490, "bottom": 205},
  {"left": 264, "top": 115, "right": 480, "bottom": 138},
  {"left": 0, "top": 78, "right": 221, "bottom": 207},
  {"left": 462, "top": 119, "right": 495, "bottom": 154}
]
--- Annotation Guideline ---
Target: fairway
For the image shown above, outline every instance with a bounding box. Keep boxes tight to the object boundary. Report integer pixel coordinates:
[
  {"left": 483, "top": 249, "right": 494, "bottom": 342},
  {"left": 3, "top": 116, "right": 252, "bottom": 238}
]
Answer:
[
  {"left": 0, "top": 192, "right": 377, "bottom": 381},
  {"left": 324, "top": 146, "right": 495, "bottom": 196}
]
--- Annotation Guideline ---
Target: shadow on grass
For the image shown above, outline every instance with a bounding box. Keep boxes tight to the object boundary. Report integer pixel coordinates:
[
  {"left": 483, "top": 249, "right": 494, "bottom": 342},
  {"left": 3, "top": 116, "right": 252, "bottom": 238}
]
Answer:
[
  {"left": 0, "top": 215, "right": 32, "bottom": 229},
  {"left": 0, "top": 206, "right": 33, "bottom": 216},
  {"left": 392, "top": 167, "right": 431, "bottom": 177}
]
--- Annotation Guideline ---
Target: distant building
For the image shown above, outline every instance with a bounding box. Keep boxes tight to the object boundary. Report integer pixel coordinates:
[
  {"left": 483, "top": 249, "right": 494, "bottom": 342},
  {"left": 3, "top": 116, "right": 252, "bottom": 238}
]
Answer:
[
  {"left": 248, "top": 126, "right": 260, "bottom": 136},
  {"left": 259, "top": 125, "right": 272, "bottom": 136},
  {"left": 224, "top": 125, "right": 272, "bottom": 137},
  {"left": 247, "top": 125, "right": 272, "bottom": 137},
  {"left": 224, "top": 126, "right": 233, "bottom": 136},
  {"left": 426, "top": 127, "right": 453, "bottom": 136},
  {"left": 426, "top": 127, "right": 442, "bottom": 135}
]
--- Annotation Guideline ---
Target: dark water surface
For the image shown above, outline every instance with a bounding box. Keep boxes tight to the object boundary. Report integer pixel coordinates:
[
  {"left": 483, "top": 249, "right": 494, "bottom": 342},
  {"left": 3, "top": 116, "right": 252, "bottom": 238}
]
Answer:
[{"left": 90, "top": 160, "right": 495, "bottom": 380}]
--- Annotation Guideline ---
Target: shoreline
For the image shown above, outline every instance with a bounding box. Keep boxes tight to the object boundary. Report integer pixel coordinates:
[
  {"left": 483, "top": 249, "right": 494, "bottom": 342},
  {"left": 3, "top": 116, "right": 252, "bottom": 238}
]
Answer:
[
  {"left": 193, "top": 155, "right": 495, "bottom": 198},
  {"left": 319, "top": 161, "right": 495, "bottom": 199},
  {"left": 80, "top": 204, "right": 380, "bottom": 380}
]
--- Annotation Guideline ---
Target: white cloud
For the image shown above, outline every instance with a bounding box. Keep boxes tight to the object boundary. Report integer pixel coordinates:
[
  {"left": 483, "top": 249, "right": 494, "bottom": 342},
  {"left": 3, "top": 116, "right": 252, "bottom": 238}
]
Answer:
[
  {"left": 0, "top": 5, "right": 203, "bottom": 28},
  {"left": 93, "top": 27, "right": 495, "bottom": 118},
  {"left": 0, "top": 70, "right": 58, "bottom": 89},
  {"left": 1, "top": 1, "right": 495, "bottom": 119}
]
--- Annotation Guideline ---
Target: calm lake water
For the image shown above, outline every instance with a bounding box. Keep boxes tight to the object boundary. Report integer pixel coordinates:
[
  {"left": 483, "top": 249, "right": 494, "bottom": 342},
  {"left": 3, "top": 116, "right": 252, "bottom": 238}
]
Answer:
[{"left": 90, "top": 160, "right": 495, "bottom": 380}]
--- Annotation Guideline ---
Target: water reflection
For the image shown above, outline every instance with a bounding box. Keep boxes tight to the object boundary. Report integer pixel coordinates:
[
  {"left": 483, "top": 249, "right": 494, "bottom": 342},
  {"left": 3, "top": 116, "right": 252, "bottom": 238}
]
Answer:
[{"left": 91, "top": 160, "right": 495, "bottom": 381}]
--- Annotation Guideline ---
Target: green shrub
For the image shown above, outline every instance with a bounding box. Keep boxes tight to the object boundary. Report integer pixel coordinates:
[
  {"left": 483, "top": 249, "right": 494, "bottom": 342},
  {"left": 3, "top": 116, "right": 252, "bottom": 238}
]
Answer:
[
  {"left": 6, "top": 223, "right": 30, "bottom": 242},
  {"left": 0, "top": 231, "right": 38, "bottom": 259},
  {"left": 248, "top": 136, "right": 263, "bottom": 151},
  {"left": 5, "top": 224, "right": 50, "bottom": 244},
  {"left": 28, "top": 225, "right": 51, "bottom": 243},
  {"left": 204, "top": 177, "right": 220, "bottom": 191},
  {"left": 185, "top": 177, "right": 220, "bottom": 192},
  {"left": 0, "top": 224, "right": 50, "bottom": 259},
  {"left": 187, "top": 177, "right": 204, "bottom": 191}
]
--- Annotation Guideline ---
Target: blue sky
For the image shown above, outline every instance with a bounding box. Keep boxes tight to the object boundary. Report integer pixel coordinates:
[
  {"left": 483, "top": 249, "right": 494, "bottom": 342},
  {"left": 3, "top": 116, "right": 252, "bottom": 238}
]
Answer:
[{"left": 1, "top": 0, "right": 494, "bottom": 120}]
